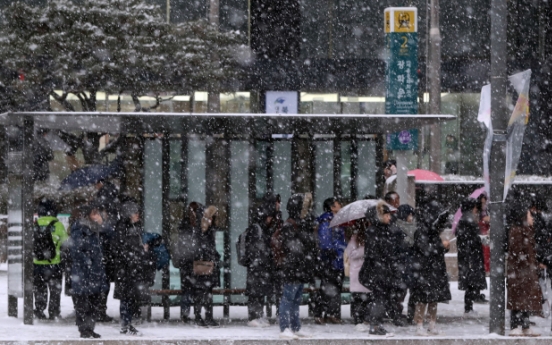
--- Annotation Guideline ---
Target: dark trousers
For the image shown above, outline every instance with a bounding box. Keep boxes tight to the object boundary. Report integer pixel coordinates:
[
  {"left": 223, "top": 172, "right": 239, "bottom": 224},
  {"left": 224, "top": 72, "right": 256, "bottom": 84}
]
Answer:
[
  {"left": 351, "top": 292, "right": 373, "bottom": 324},
  {"left": 369, "top": 291, "right": 388, "bottom": 326},
  {"left": 314, "top": 269, "right": 344, "bottom": 318},
  {"left": 33, "top": 264, "right": 62, "bottom": 317},
  {"left": 98, "top": 284, "right": 110, "bottom": 316},
  {"left": 120, "top": 298, "right": 139, "bottom": 327},
  {"left": 74, "top": 293, "right": 101, "bottom": 334},
  {"left": 386, "top": 288, "right": 406, "bottom": 320},
  {"left": 194, "top": 290, "right": 213, "bottom": 321},
  {"left": 248, "top": 295, "right": 266, "bottom": 321},
  {"left": 510, "top": 310, "right": 530, "bottom": 329},
  {"left": 464, "top": 288, "right": 480, "bottom": 312},
  {"left": 179, "top": 271, "right": 193, "bottom": 319}
]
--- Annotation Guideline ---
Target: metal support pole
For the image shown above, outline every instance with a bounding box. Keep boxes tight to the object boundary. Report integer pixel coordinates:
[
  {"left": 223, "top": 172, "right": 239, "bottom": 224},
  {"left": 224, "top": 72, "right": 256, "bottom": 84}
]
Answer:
[
  {"left": 161, "top": 136, "right": 171, "bottom": 320},
  {"left": 489, "top": 0, "right": 508, "bottom": 335},
  {"left": 428, "top": 0, "right": 442, "bottom": 173},
  {"left": 22, "top": 116, "right": 35, "bottom": 325}
]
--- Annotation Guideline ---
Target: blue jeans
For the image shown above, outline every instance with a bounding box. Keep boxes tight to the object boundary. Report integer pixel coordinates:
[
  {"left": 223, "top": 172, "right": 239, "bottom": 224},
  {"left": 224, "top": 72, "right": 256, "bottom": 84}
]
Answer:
[{"left": 279, "top": 284, "right": 303, "bottom": 332}]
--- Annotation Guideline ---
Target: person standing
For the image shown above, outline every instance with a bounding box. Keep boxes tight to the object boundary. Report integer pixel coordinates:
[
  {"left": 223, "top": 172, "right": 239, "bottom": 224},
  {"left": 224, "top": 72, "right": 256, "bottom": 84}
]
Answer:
[
  {"left": 113, "top": 201, "right": 155, "bottom": 336},
  {"left": 278, "top": 193, "right": 318, "bottom": 339},
  {"left": 245, "top": 193, "right": 280, "bottom": 327},
  {"left": 358, "top": 202, "right": 399, "bottom": 336},
  {"left": 69, "top": 202, "right": 109, "bottom": 338},
  {"left": 191, "top": 205, "right": 221, "bottom": 327},
  {"left": 345, "top": 218, "right": 372, "bottom": 332},
  {"left": 507, "top": 206, "right": 542, "bottom": 337},
  {"left": 410, "top": 197, "right": 451, "bottom": 336},
  {"left": 456, "top": 198, "right": 487, "bottom": 318},
  {"left": 314, "top": 197, "right": 345, "bottom": 325},
  {"left": 33, "top": 199, "right": 68, "bottom": 320}
]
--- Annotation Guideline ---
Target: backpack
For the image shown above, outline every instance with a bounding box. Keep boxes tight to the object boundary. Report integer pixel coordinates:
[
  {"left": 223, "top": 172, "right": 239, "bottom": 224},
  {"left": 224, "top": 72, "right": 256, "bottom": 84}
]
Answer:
[
  {"left": 142, "top": 232, "right": 171, "bottom": 270},
  {"left": 33, "top": 219, "right": 57, "bottom": 261},
  {"left": 271, "top": 219, "right": 297, "bottom": 267},
  {"left": 236, "top": 225, "right": 260, "bottom": 267}
]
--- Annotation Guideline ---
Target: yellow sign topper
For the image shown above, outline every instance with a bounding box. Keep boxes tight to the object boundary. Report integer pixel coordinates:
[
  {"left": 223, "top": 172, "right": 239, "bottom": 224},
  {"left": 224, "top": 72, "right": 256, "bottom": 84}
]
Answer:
[{"left": 384, "top": 7, "right": 418, "bottom": 33}]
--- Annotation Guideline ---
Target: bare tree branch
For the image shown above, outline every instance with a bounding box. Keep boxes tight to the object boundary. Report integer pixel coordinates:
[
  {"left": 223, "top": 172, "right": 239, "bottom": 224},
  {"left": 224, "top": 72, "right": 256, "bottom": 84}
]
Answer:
[{"left": 49, "top": 91, "right": 76, "bottom": 112}]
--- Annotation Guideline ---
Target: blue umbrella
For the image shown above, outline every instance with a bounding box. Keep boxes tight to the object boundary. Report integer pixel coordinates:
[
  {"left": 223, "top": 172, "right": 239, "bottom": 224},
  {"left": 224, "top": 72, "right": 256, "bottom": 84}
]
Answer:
[{"left": 59, "top": 156, "right": 122, "bottom": 191}]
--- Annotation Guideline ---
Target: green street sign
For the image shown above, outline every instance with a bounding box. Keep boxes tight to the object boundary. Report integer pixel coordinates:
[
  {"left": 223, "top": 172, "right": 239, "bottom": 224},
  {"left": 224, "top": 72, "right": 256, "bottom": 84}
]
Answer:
[{"left": 384, "top": 7, "right": 418, "bottom": 115}]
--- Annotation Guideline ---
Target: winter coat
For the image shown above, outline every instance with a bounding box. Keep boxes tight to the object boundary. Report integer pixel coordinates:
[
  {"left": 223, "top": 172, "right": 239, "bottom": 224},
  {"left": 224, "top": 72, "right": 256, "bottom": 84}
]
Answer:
[
  {"left": 280, "top": 193, "right": 318, "bottom": 285},
  {"left": 33, "top": 216, "right": 68, "bottom": 266},
  {"left": 507, "top": 224, "right": 542, "bottom": 312},
  {"left": 317, "top": 212, "right": 346, "bottom": 272},
  {"left": 456, "top": 212, "right": 487, "bottom": 291},
  {"left": 113, "top": 219, "right": 155, "bottom": 302},
  {"left": 69, "top": 219, "right": 109, "bottom": 296},
  {"left": 176, "top": 204, "right": 221, "bottom": 292},
  {"left": 245, "top": 222, "right": 275, "bottom": 297},
  {"left": 345, "top": 234, "right": 370, "bottom": 293},
  {"left": 409, "top": 201, "right": 451, "bottom": 304},
  {"left": 533, "top": 212, "right": 552, "bottom": 268},
  {"left": 99, "top": 220, "right": 117, "bottom": 282},
  {"left": 359, "top": 202, "right": 402, "bottom": 294}
]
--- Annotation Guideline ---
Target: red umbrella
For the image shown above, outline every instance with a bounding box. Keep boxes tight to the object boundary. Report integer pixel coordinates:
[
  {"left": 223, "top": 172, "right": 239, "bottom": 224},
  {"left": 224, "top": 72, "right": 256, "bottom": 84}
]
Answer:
[{"left": 407, "top": 169, "right": 444, "bottom": 182}]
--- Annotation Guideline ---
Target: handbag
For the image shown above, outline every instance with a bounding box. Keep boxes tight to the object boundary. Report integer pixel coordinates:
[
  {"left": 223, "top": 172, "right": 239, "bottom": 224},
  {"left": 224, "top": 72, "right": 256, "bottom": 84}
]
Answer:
[{"left": 193, "top": 260, "right": 215, "bottom": 276}]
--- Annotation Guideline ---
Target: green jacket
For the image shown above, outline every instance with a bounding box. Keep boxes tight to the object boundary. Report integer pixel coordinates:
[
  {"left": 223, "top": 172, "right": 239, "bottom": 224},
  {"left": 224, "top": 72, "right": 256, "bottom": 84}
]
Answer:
[{"left": 34, "top": 216, "right": 68, "bottom": 265}]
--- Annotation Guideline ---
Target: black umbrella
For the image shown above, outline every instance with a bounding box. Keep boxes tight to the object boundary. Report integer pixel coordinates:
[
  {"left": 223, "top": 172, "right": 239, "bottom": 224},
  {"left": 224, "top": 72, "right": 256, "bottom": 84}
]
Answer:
[{"left": 59, "top": 156, "right": 122, "bottom": 191}]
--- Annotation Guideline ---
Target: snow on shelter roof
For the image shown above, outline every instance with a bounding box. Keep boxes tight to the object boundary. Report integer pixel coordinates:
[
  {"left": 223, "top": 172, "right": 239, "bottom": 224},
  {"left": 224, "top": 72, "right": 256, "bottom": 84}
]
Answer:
[{"left": 0, "top": 112, "right": 455, "bottom": 135}]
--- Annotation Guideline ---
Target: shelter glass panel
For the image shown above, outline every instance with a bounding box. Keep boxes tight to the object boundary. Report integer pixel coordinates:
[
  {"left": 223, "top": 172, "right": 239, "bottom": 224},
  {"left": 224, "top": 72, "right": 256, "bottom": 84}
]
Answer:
[
  {"left": 356, "top": 140, "right": 377, "bottom": 198},
  {"left": 255, "top": 141, "right": 269, "bottom": 199},
  {"left": 229, "top": 141, "right": 249, "bottom": 302},
  {"left": 169, "top": 141, "right": 182, "bottom": 199},
  {"left": 340, "top": 141, "right": 352, "bottom": 200},
  {"left": 187, "top": 139, "right": 206, "bottom": 205},
  {"left": 144, "top": 139, "right": 163, "bottom": 234},
  {"left": 314, "top": 140, "right": 334, "bottom": 215},
  {"left": 273, "top": 141, "right": 292, "bottom": 220}
]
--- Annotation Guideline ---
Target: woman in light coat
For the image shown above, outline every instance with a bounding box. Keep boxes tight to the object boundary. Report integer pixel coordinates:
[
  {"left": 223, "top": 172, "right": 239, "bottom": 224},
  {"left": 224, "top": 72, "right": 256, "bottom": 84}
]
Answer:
[{"left": 345, "top": 218, "right": 371, "bottom": 332}]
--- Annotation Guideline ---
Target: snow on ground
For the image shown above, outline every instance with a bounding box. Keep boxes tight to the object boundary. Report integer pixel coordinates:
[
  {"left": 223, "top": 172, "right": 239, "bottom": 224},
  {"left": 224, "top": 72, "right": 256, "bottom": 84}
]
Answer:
[{"left": 0, "top": 267, "right": 551, "bottom": 341}]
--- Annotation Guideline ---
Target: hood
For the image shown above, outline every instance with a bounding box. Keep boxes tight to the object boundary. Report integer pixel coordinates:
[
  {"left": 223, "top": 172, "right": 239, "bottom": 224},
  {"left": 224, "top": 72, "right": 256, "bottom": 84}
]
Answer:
[
  {"left": 201, "top": 205, "right": 218, "bottom": 232},
  {"left": 182, "top": 202, "right": 205, "bottom": 232},
  {"left": 376, "top": 200, "right": 391, "bottom": 223},
  {"left": 252, "top": 192, "right": 280, "bottom": 224},
  {"left": 287, "top": 192, "right": 313, "bottom": 220}
]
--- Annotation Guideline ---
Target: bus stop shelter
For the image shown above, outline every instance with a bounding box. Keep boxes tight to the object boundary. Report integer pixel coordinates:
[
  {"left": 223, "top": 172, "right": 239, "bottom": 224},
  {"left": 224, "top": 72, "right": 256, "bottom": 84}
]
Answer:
[{"left": 1, "top": 111, "right": 454, "bottom": 324}]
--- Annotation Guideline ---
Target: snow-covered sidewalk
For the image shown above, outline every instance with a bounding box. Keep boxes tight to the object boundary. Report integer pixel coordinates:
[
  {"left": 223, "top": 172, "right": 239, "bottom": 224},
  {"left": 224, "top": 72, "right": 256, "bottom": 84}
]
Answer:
[{"left": 1, "top": 263, "right": 551, "bottom": 342}]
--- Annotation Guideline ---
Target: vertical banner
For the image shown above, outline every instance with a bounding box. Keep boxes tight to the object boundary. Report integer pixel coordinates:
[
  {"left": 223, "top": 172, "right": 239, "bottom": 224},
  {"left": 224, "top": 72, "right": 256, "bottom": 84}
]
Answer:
[
  {"left": 265, "top": 91, "right": 298, "bottom": 114},
  {"left": 477, "top": 69, "right": 531, "bottom": 201},
  {"left": 385, "top": 7, "right": 418, "bottom": 115}
]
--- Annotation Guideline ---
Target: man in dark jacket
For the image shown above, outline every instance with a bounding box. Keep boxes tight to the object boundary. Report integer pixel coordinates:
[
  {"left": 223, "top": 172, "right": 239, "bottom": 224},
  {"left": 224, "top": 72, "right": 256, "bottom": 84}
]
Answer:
[
  {"left": 314, "top": 197, "right": 345, "bottom": 325},
  {"left": 246, "top": 193, "right": 280, "bottom": 327},
  {"left": 69, "top": 202, "right": 109, "bottom": 339},
  {"left": 278, "top": 193, "right": 317, "bottom": 339},
  {"left": 113, "top": 201, "right": 155, "bottom": 336},
  {"left": 457, "top": 197, "right": 487, "bottom": 317},
  {"left": 359, "top": 201, "right": 400, "bottom": 336}
]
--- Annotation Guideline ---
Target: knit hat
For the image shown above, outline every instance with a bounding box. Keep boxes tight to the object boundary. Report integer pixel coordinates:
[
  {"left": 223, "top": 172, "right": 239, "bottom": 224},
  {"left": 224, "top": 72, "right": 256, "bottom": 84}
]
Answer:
[{"left": 121, "top": 201, "right": 140, "bottom": 219}]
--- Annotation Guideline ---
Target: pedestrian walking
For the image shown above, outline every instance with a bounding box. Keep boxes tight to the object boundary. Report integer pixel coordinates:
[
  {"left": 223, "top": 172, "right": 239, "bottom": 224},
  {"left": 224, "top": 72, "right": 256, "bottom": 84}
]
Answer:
[
  {"left": 69, "top": 202, "right": 109, "bottom": 338},
  {"left": 33, "top": 199, "right": 68, "bottom": 321},
  {"left": 456, "top": 197, "right": 487, "bottom": 318},
  {"left": 278, "top": 193, "right": 318, "bottom": 339},
  {"left": 314, "top": 197, "right": 345, "bottom": 325}
]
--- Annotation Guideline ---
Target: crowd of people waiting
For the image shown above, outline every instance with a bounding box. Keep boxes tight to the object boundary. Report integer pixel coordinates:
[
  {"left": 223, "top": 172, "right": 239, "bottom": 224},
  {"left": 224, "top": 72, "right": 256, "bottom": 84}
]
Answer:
[{"left": 30, "top": 172, "right": 552, "bottom": 339}]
